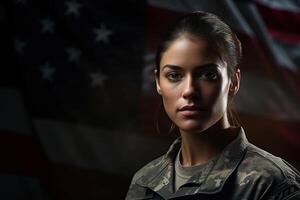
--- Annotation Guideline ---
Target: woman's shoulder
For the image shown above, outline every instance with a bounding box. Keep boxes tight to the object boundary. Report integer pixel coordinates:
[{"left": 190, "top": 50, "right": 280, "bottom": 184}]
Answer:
[
  {"left": 236, "top": 143, "right": 300, "bottom": 199},
  {"left": 241, "top": 143, "right": 300, "bottom": 181}
]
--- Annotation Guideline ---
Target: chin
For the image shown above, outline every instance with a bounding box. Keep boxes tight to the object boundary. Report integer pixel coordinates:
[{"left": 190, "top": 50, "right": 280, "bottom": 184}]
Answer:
[{"left": 177, "top": 120, "right": 211, "bottom": 133}]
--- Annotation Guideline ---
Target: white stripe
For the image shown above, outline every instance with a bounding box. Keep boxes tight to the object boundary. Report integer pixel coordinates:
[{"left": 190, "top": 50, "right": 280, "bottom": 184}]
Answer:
[
  {"left": 271, "top": 38, "right": 298, "bottom": 70},
  {"left": 148, "top": 0, "right": 254, "bottom": 35},
  {"left": 236, "top": 73, "right": 300, "bottom": 121},
  {"left": 255, "top": 0, "right": 300, "bottom": 12},
  {"left": 272, "top": 37, "right": 300, "bottom": 70},
  {"left": 0, "top": 88, "right": 31, "bottom": 135},
  {"left": 34, "top": 119, "right": 168, "bottom": 176}
]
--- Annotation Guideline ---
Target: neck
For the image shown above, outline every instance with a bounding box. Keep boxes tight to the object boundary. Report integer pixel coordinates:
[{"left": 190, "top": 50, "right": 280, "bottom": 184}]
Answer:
[{"left": 179, "top": 119, "right": 239, "bottom": 167}]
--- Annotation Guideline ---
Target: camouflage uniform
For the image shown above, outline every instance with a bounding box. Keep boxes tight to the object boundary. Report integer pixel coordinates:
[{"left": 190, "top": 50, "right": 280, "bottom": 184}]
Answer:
[{"left": 126, "top": 128, "right": 300, "bottom": 199}]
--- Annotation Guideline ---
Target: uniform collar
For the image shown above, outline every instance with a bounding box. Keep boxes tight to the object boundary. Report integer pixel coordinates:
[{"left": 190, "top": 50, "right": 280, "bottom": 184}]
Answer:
[{"left": 136, "top": 127, "right": 248, "bottom": 198}]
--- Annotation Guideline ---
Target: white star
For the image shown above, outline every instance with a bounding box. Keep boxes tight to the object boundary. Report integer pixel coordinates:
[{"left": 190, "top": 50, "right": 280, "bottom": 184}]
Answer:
[
  {"left": 89, "top": 72, "right": 108, "bottom": 88},
  {"left": 40, "top": 17, "right": 55, "bottom": 34},
  {"left": 65, "top": 46, "right": 82, "bottom": 63},
  {"left": 39, "top": 62, "right": 55, "bottom": 81},
  {"left": 14, "top": 37, "right": 27, "bottom": 55},
  {"left": 93, "top": 24, "right": 113, "bottom": 44},
  {"left": 65, "top": 1, "right": 82, "bottom": 16}
]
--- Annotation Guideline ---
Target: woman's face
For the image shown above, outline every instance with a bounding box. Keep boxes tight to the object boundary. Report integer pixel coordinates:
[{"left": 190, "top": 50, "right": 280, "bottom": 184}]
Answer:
[{"left": 156, "top": 36, "right": 239, "bottom": 133}]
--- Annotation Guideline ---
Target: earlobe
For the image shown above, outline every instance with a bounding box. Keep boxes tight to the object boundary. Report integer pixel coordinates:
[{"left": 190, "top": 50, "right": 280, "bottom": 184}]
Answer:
[
  {"left": 155, "top": 69, "right": 162, "bottom": 95},
  {"left": 157, "top": 85, "right": 162, "bottom": 95},
  {"left": 229, "top": 69, "right": 241, "bottom": 96},
  {"left": 229, "top": 84, "right": 238, "bottom": 95}
]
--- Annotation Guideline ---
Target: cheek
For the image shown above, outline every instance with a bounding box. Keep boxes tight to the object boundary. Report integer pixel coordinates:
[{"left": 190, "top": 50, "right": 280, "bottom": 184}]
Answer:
[
  {"left": 161, "top": 88, "right": 178, "bottom": 109},
  {"left": 160, "top": 82, "right": 181, "bottom": 115},
  {"left": 211, "top": 80, "right": 230, "bottom": 112},
  {"left": 201, "top": 80, "right": 229, "bottom": 110},
  {"left": 199, "top": 82, "right": 222, "bottom": 105}
]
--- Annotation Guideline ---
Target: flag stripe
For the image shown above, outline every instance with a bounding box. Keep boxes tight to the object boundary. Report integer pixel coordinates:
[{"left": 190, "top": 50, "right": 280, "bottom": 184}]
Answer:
[
  {"left": 0, "top": 89, "right": 32, "bottom": 135},
  {"left": 239, "top": 113, "right": 300, "bottom": 160},
  {"left": 255, "top": 2, "right": 300, "bottom": 43},
  {"left": 33, "top": 119, "right": 168, "bottom": 176},
  {"left": 146, "top": 5, "right": 183, "bottom": 52},
  {"left": 255, "top": 0, "right": 300, "bottom": 12},
  {"left": 0, "top": 133, "right": 48, "bottom": 177},
  {"left": 148, "top": 0, "right": 253, "bottom": 35},
  {"left": 236, "top": 73, "right": 300, "bottom": 121},
  {"left": 46, "top": 165, "right": 130, "bottom": 200}
]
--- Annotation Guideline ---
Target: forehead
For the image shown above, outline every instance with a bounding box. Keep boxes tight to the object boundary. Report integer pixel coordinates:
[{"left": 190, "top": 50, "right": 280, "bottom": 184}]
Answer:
[{"left": 160, "top": 36, "right": 224, "bottom": 69}]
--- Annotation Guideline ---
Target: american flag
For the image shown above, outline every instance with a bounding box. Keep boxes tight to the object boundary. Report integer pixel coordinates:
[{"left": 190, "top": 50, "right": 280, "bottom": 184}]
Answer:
[{"left": 0, "top": 0, "right": 299, "bottom": 199}]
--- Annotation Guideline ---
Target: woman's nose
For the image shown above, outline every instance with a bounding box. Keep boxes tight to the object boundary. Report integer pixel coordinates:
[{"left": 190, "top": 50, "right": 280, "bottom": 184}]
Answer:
[{"left": 182, "top": 76, "right": 199, "bottom": 100}]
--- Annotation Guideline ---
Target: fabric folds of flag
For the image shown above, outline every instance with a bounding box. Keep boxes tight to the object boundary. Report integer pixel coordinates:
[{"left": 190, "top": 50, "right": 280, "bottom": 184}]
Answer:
[{"left": 1, "top": 0, "right": 300, "bottom": 199}]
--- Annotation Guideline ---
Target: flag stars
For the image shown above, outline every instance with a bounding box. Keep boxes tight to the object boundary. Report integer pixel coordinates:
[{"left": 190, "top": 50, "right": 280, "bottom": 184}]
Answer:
[
  {"left": 89, "top": 72, "right": 108, "bottom": 88},
  {"left": 93, "top": 24, "right": 113, "bottom": 44},
  {"left": 65, "top": 0, "right": 82, "bottom": 17},
  {"left": 15, "top": 37, "right": 28, "bottom": 55},
  {"left": 65, "top": 46, "right": 82, "bottom": 63},
  {"left": 39, "top": 62, "right": 55, "bottom": 81},
  {"left": 40, "top": 17, "right": 56, "bottom": 34}
]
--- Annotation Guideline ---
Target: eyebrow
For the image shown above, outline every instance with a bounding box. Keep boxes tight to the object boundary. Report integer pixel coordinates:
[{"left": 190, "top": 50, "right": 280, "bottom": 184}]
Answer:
[{"left": 162, "top": 63, "right": 220, "bottom": 70}]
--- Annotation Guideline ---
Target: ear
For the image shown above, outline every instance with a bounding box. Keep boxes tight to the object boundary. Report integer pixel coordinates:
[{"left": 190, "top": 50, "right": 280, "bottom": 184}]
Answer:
[
  {"left": 229, "top": 69, "right": 241, "bottom": 97},
  {"left": 155, "top": 69, "right": 162, "bottom": 95}
]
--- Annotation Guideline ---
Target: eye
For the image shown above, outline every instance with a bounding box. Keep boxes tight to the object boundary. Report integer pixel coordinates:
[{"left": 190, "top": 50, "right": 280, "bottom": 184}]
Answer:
[
  {"left": 199, "top": 71, "right": 218, "bottom": 81},
  {"left": 166, "top": 71, "right": 182, "bottom": 82}
]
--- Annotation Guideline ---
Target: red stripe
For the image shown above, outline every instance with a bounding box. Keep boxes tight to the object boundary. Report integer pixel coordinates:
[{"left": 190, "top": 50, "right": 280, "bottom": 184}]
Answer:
[
  {"left": 255, "top": 2, "right": 300, "bottom": 43},
  {"left": 0, "top": 133, "right": 132, "bottom": 199},
  {"left": 147, "top": 5, "right": 185, "bottom": 52},
  {"left": 236, "top": 31, "right": 276, "bottom": 76},
  {"left": 0, "top": 133, "right": 50, "bottom": 177},
  {"left": 274, "top": 64, "right": 300, "bottom": 100},
  {"left": 0, "top": 132, "right": 53, "bottom": 196},
  {"left": 269, "top": 30, "right": 300, "bottom": 44},
  {"left": 239, "top": 113, "right": 300, "bottom": 161},
  {"left": 47, "top": 165, "right": 130, "bottom": 200}
]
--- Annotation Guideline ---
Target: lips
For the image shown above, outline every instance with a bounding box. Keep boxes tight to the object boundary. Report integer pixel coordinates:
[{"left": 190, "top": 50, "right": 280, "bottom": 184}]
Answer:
[{"left": 178, "top": 105, "right": 206, "bottom": 117}]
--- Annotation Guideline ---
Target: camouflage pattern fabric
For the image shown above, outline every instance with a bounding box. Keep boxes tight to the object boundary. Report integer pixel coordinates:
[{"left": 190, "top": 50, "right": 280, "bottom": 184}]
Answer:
[{"left": 126, "top": 128, "right": 300, "bottom": 199}]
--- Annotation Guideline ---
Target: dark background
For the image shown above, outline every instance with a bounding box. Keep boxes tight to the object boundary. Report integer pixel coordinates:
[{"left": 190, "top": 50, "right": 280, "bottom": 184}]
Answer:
[{"left": 1, "top": 0, "right": 300, "bottom": 199}]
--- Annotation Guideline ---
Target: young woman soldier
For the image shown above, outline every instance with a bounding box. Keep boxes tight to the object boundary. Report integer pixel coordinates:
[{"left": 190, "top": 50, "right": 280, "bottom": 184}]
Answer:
[{"left": 126, "top": 11, "right": 300, "bottom": 200}]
